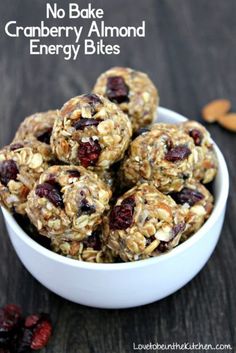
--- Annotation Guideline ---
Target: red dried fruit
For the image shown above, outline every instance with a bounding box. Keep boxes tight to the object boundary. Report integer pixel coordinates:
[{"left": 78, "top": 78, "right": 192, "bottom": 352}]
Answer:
[
  {"left": 78, "top": 140, "right": 101, "bottom": 168},
  {"left": 165, "top": 145, "right": 191, "bottom": 162},
  {"left": 172, "top": 222, "right": 186, "bottom": 237},
  {"left": 0, "top": 305, "right": 52, "bottom": 353},
  {"left": 45, "top": 174, "right": 57, "bottom": 184},
  {"left": 73, "top": 118, "right": 101, "bottom": 130},
  {"left": 30, "top": 319, "right": 52, "bottom": 350},
  {"left": 4, "top": 305, "right": 21, "bottom": 318},
  {"left": 189, "top": 129, "right": 202, "bottom": 146},
  {"left": 37, "top": 128, "right": 52, "bottom": 145},
  {"left": 170, "top": 188, "right": 204, "bottom": 206},
  {"left": 121, "top": 195, "right": 136, "bottom": 208},
  {"left": 84, "top": 93, "right": 102, "bottom": 105},
  {"left": 79, "top": 199, "right": 96, "bottom": 215},
  {"left": 83, "top": 230, "right": 101, "bottom": 250},
  {"left": 110, "top": 197, "right": 136, "bottom": 230},
  {"left": 106, "top": 76, "right": 129, "bottom": 104},
  {"left": 0, "top": 160, "right": 19, "bottom": 186},
  {"left": 67, "top": 170, "right": 81, "bottom": 178},
  {"left": 10, "top": 143, "right": 24, "bottom": 151},
  {"left": 25, "top": 315, "right": 40, "bottom": 329},
  {"left": 36, "top": 182, "right": 64, "bottom": 208},
  {"left": 83, "top": 94, "right": 102, "bottom": 116},
  {"left": 0, "top": 304, "right": 22, "bottom": 347}
]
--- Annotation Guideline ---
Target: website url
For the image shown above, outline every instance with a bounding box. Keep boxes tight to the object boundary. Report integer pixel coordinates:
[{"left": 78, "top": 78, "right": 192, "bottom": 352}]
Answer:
[{"left": 132, "top": 342, "right": 233, "bottom": 351}]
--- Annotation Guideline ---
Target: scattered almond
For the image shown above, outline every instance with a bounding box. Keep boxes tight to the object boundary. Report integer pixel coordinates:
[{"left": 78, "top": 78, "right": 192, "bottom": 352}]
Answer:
[
  {"left": 202, "top": 99, "right": 231, "bottom": 123},
  {"left": 217, "top": 113, "right": 236, "bottom": 132}
]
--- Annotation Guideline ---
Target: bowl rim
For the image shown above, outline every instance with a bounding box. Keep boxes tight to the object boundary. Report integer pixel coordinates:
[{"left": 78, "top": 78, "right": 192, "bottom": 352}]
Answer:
[{"left": 1, "top": 107, "right": 229, "bottom": 271}]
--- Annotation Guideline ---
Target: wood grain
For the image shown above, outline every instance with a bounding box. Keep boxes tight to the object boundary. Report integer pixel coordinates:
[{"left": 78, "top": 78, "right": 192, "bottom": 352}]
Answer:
[{"left": 0, "top": 0, "right": 235, "bottom": 351}]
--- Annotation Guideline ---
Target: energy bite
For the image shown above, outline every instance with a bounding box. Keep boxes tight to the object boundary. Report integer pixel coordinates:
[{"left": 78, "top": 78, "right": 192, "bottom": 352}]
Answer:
[
  {"left": 103, "top": 183, "right": 186, "bottom": 261},
  {"left": 0, "top": 141, "right": 52, "bottom": 214},
  {"left": 169, "top": 179, "right": 214, "bottom": 239},
  {"left": 51, "top": 228, "right": 114, "bottom": 263},
  {"left": 51, "top": 94, "right": 132, "bottom": 169},
  {"left": 181, "top": 120, "right": 218, "bottom": 183},
  {"left": 14, "top": 110, "right": 58, "bottom": 146},
  {"left": 93, "top": 67, "right": 159, "bottom": 131},
  {"left": 121, "top": 124, "right": 196, "bottom": 193},
  {"left": 26, "top": 165, "right": 112, "bottom": 241}
]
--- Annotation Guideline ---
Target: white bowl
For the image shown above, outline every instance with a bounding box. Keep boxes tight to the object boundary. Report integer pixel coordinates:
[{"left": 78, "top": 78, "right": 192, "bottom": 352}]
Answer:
[{"left": 1, "top": 107, "right": 229, "bottom": 309}]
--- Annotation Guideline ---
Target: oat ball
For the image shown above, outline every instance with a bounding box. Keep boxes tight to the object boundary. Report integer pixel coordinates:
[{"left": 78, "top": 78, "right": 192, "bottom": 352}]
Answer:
[
  {"left": 14, "top": 110, "right": 58, "bottom": 147},
  {"left": 103, "top": 183, "right": 186, "bottom": 261},
  {"left": 169, "top": 179, "right": 214, "bottom": 239},
  {"left": 51, "top": 94, "right": 132, "bottom": 169},
  {"left": 0, "top": 141, "right": 52, "bottom": 214},
  {"left": 93, "top": 67, "right": 159, "bottom": 132},
  {"left": 121, "top": 124, "right": 196, "bottom": 193},
  {"left": 51, "top": 228, "right": 114, "bottom": 263},
  {"left": 26, "top": 165, "right": 112, "bottom": 241},
  {"left": 181, "top": 120, "right": 218, "bottom": 183}
]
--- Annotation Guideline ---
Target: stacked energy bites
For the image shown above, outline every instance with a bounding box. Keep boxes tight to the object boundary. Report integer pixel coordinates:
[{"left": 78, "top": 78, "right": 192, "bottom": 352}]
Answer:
[{"left": 0, "top": 67, "right": 217, "bottom": 263}]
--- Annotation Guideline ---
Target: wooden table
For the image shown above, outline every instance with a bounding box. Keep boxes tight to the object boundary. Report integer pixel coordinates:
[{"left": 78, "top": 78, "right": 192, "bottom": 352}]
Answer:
[{"left": 0, "top": 0, "right": 235, "bottom": 351}]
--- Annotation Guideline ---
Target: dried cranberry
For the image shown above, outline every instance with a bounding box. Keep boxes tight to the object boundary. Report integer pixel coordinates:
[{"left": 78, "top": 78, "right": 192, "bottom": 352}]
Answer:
[
  {"left": 189, "top": 129, "right": 203, "bottom": 146},
  {"left": 106, "top": 76, "right": 129, "bottom": 104},
  {"left": 0, "top": 160, "right": 19, "bottom": 186},
  {"left": 25, "top": 315, "right": 40, "bottom": 329},
  {"left": 30, "top": 318, "right": 52, "bottom": 350},
  {"left": 67, "top": 170, "right": 81, "bottom": 178},
  {"left": 83, "top": 94, "right": 102, "bottom": 116},
  {"left": 172, "top": 223, "right": 186, "bottom": 237},
  {"left": 3, "top": 305, "right": 21, "bottom": 318},
  {"left": 109, "top": 197, "right": 136, "bottom": 230},
  {"left": 165, "top": 145, "right": 191, "bottom": 162},
  {"left": 83, "top": 230, "right": 101, "bottom": 250},
  {"left": 78, "top": 140, "right": 101, "bottom": 168},
  {"left": 79, "top": 199, "right": 96, "bottom": 216},
  {"left": 36, "top": 182, "right": 63, "bottom": 208},
  {"left": 170, "top": 188, "right": 204, "bottom": 207},
  {"left": 121, "top": 196, "right": 136, "bottom": 208},
  {"left": 73, "top": 118, "right": 101, "bottom": 130},
  {"left": 0, "top": 304, "right": 22, "bottom": 347},
  {"left": 83, "top": 94, "right": 102, "bottom": 105},
  {"left": 37, "top": 128, "right": 52, "bottom": 145},
  {"left": 133, "top": 128, "right": 150, "bottom": 139},
  {"left": 45, "top": 173, "right": 57, "bottom": 184},
  {"left": 10, "top": 143, "right": 24, "bottom": 151}
]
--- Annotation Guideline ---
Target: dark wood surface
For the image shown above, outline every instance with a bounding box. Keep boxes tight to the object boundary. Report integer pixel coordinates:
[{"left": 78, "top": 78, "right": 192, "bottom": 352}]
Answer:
[{"left": 0, "top": 0, "right": 235, "bottom": 352}]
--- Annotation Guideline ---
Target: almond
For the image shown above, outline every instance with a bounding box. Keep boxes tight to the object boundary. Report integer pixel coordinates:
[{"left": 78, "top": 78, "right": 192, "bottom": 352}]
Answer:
[
  {"left": 202, "top": 99, "right": 231, "bottom": 123},
  {"left": 218, "top": 113, "right": 236, "bottom": 132}
]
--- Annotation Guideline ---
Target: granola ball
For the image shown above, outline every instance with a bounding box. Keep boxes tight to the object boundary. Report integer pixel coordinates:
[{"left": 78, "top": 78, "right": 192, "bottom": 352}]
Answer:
[
  {"left": 51, "top": 228, "right": 115, "bottom": 263},
  {"left": 26, "top": 165, "right": 112, "bottom": 241},
  {"left": 181, "top": 120, "right": 218, "bottom": 183},
  {"left": 93, "top": 67, "right": 159, "bottom": 132},
  {"left": 169, "top": 179, "right": 214, "bottom": 239},
  {"left": 121, "top": 124, "right": 196, "bottom": 193},
  {"left": 0, "top": 141, "right": 52, "bottom": 214},
  {"left": 51, "top": 94, "right": 132, "bottom": 169},
  {"left": 103, "top": 183, "right": 186, "bottom": 261},
  {"left": 14, "top": 110, "right": 58, "bottom": 147}
]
